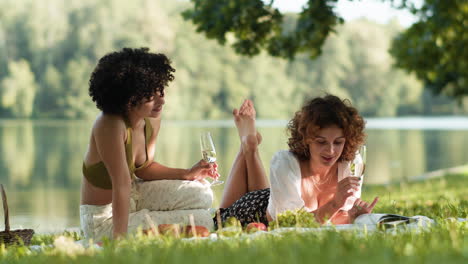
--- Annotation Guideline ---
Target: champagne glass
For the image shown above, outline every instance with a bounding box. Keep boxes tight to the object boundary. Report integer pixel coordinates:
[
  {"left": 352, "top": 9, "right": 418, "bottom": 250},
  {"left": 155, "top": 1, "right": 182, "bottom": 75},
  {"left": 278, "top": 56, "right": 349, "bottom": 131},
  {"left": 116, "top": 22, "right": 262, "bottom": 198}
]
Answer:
[
  {"left": 200, "top": 132, "right": 223, "bottom": 186},
  {"left": 360, "top": 145, "right": 367, "bottom": 177},
  {"left": 344, "top": 144, "right": 366, "bottom": 210},
  {"left": 350, "top": 145, "right": 366, "bottom": 178}
]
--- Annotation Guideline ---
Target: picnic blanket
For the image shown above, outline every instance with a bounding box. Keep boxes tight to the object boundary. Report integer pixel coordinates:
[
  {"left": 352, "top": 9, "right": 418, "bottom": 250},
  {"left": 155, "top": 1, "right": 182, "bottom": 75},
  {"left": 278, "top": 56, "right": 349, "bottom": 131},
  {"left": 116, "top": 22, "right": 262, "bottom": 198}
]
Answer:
[{"left": 29, "top": 215, "right": 466, "bottom": 253}]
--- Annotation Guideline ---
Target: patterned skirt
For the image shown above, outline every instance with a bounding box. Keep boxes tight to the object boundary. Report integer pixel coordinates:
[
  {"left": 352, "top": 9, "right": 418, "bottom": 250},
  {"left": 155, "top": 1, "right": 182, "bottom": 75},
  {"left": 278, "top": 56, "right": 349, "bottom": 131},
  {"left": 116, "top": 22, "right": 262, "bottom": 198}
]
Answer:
[{"left": 214, "top": 188, "right": 270, "bottom": 228}]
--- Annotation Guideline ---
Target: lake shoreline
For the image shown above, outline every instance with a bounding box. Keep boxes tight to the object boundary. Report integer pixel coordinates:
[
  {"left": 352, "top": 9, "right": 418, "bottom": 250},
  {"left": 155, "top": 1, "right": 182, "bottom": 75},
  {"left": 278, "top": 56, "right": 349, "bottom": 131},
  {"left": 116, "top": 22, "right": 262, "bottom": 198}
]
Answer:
[{"left": 2, "top": 116, "right": 468, "bottom": 130}]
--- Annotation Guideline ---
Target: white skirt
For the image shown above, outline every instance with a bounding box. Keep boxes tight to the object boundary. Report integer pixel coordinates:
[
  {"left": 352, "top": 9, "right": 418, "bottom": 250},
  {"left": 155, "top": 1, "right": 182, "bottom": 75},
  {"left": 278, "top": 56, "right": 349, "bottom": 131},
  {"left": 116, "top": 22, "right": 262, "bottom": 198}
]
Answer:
[{"left": 80, "top": 179, "right": 214, "bottom": 241}]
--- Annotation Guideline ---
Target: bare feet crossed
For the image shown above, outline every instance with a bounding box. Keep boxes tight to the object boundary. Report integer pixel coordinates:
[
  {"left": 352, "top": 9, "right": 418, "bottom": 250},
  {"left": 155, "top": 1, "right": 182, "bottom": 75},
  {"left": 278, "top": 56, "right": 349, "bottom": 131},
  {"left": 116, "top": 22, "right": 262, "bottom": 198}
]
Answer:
[{"left": 233, "top": 99, "right": 262, "bottom": 153}]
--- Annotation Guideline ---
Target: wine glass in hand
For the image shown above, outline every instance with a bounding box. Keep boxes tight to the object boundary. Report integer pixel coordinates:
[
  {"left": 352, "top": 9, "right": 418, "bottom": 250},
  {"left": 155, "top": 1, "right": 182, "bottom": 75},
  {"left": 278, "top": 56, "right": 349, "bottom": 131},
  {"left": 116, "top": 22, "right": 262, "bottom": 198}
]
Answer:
[
  {"left": 344, "top": 145, "right": 366, "bottom": 210},
  {"left": 350, "top": 145, "right": 366, "bottom": 179},
  {"left": 200, "top": 132, "right": 223, "bottom": 186},
  {"left": 359, "top": 145, "right": 366, "bottom": 177}
]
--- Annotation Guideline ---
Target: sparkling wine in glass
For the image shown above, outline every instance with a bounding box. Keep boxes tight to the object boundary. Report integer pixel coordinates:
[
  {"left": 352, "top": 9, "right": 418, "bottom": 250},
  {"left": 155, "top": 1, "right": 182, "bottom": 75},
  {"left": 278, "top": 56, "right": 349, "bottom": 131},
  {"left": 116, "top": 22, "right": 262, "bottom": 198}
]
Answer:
[
  {"left": 200, "top": 132, "right": 223, "bottom": 186},
  {"left": 360, "top": 145, "right": 367, "bottom": 177},
  {"left": 344, "top": 145, "right": 366, "bottom": 210},
  {"left": 350, "top": 145, "right": 366, "bottom": 178}
]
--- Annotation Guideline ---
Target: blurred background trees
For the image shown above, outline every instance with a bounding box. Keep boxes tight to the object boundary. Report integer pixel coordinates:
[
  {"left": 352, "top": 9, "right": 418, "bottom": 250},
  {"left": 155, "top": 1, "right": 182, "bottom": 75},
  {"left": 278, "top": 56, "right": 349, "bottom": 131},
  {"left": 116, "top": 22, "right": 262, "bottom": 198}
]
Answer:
[
  {"left": 183, "top": 0, "right": 468, "bottom": 100},
  {"left": 0, "top": 0, "right": 466, "bottom": 119}
]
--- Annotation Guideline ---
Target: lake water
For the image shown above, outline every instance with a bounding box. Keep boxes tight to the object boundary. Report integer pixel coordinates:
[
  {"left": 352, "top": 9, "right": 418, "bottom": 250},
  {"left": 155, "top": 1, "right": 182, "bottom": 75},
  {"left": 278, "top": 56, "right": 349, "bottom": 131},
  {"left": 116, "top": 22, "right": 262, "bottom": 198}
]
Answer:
[{"left": 0, "top": 117, "right": 467, "bottom": 233}]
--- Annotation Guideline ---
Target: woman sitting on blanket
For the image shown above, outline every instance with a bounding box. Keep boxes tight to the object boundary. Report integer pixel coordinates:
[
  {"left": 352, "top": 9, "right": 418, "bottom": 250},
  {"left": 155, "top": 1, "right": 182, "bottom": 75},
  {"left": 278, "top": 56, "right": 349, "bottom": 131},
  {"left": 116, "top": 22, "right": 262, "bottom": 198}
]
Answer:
[
  {"left": 217, "top": 95, "right": 379, "bottom": 226},
  {"left": 80, "top": 48, "right": 220, "bottom": 239}
]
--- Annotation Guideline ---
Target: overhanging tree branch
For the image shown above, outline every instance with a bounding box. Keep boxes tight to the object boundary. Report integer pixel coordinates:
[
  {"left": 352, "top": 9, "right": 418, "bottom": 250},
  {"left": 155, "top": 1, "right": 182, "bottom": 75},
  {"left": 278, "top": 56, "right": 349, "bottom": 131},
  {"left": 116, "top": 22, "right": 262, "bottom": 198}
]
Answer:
[{"left": 182, "top": 0, "right": 468, "bottom": 98}]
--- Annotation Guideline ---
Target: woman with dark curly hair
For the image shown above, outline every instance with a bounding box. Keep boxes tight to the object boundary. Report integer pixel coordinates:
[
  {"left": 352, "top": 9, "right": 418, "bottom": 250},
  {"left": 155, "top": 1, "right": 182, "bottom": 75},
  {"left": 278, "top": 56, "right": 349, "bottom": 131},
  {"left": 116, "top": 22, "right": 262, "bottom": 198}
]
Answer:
[
  {"left": 80, "top": 48, "right": 218, "bottom": 240},
  {"left": 216, "top": 95, "right": 378, "bottom": 227}
]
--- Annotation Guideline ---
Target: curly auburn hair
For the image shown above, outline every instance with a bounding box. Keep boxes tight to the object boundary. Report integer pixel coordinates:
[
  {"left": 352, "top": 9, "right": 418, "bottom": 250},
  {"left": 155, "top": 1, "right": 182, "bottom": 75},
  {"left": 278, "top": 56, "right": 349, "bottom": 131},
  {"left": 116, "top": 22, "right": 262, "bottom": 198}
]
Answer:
[
  {"left": 287, "top": 95, "right": 366, "bottom": 162},
  {"left": 89, "top": 47, "right": 175, "bottom": 116}
]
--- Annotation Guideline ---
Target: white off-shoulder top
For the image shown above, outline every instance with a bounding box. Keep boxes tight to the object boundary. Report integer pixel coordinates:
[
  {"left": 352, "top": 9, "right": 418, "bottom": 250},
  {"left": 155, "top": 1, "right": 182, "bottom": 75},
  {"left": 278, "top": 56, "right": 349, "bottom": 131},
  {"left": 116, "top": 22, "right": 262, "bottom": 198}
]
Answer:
[{"left": 267, "top": 150, "right": 360, "bottom": 219}]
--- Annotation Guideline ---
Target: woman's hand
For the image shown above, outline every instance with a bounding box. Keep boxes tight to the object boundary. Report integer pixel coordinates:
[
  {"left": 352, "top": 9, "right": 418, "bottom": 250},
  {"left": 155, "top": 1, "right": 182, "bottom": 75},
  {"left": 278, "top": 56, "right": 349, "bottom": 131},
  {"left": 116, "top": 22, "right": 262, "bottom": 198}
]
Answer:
[
  {"left": 184, "top": 160, "right": 219, "bottom": 181},
  {"left": 334, "top": 176, "right": 361, "bottom": 207},
  {"left": 348, "top": 197, "right": 379, "bottom": 220}
]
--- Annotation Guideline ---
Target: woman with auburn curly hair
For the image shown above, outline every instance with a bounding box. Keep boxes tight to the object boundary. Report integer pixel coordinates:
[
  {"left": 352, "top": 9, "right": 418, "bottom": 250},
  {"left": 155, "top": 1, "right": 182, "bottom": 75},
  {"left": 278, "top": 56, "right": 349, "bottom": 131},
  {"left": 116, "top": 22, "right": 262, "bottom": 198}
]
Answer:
[
  {"left": 81, "top": 48, "right": 219, "bottom": 240},
  {"left": 216, "top": 95, "right": 378, "bottom": 227}
]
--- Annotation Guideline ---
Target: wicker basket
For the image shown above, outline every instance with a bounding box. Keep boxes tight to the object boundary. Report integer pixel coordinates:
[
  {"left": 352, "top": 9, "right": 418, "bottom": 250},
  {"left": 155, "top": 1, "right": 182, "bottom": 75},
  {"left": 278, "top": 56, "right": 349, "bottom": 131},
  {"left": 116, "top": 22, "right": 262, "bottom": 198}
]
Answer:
[{"left": 0, "top": 184, "right": 34, "bottom": 246}]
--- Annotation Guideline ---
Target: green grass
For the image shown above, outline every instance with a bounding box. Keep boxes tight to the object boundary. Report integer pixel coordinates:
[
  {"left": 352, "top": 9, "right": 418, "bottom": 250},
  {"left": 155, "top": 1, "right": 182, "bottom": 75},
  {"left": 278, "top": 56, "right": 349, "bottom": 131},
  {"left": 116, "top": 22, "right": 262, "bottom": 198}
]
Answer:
[{"left": 1, "top": 174, "right": 467, "bottom": 264}]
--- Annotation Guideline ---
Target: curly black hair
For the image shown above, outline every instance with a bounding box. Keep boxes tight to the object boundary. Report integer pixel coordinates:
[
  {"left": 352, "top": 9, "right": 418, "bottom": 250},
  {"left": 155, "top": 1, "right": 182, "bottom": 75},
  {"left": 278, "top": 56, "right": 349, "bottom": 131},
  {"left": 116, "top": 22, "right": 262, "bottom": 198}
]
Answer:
[
  {"left": 89, "top": 47, "right": 175, "bottom": 116},
  {"left": 287, "top": 95, "right": 366, "bottom": 162}
]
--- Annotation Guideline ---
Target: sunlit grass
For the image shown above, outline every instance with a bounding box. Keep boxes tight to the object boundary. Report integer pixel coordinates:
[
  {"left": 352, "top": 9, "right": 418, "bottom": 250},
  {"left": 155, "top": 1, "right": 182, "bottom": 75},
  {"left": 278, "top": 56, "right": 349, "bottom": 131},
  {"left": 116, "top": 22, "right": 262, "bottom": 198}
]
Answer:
[
  {"left": 363, "top": 174, "right": 468, "bottom": 219},
  {"left": 1, "top": 174, "right": 466, "bottom": 264}
]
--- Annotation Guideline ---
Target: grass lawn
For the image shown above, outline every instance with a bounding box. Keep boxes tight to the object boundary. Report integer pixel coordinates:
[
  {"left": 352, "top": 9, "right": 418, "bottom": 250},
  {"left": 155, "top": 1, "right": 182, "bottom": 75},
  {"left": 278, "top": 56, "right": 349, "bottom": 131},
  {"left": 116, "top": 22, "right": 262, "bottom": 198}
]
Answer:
[{"left": 1, "top": 173, "right": 467, "bottom": 264}]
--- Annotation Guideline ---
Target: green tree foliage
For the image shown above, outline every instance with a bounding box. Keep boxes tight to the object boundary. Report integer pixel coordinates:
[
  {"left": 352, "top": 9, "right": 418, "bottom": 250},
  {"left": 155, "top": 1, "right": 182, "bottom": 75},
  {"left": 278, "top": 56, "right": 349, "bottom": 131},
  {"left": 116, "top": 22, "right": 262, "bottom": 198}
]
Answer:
[
  {"left": 0, "top": 60, "right": 37, "bottom": 117},
  {"left": 183, "top": 0, "right": 468, "bottom": 99},
  {"left": 0, "top": 0, "right": 466, "bottom": 119},
  {"left": 37, "top": 65, "right": 62, "bottom": 117},
  {"left": 62, "top": 58, "right": 96, "bottom": 118},
  {"left": 182, "top": 0, "right": 342, "bottom": 59},
  {"left": 390, "top": 0, "right": 468, "bottom": 98}
]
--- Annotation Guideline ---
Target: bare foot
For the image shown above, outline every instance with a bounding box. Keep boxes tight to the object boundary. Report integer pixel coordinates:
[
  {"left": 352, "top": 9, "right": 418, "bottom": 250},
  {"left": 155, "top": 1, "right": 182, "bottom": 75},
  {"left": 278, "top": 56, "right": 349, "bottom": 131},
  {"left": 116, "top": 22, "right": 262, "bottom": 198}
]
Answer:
[
  {"left": 233, "top": 99, "right": 258, "bottom": 153},
  {"left": 256, "top": 131, "right": 262, "bottom": 145}
]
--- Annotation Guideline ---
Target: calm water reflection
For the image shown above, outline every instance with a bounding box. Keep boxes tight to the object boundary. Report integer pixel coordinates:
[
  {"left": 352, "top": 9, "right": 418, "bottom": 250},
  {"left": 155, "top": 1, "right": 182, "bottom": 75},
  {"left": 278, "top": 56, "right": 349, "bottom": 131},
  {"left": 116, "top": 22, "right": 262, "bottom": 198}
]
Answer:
[{"left": 0, "top": 119, "right": 467, "bottom": 232}]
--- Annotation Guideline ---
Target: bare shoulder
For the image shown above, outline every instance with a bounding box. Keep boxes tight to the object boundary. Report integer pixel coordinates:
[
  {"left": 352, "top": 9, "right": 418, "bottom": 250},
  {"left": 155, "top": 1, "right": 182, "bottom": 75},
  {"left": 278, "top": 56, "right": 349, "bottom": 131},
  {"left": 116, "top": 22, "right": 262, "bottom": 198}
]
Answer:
[{"left": 92, "top": 114, "right": 127, "bottom": 136}]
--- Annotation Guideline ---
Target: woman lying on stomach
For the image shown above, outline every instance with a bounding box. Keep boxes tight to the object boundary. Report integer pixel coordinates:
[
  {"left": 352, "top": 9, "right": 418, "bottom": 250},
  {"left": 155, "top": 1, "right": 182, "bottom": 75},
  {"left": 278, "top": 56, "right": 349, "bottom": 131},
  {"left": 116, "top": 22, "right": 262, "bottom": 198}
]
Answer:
[{"left": 216, "top": 95, "right": 378, "bottom": 226}]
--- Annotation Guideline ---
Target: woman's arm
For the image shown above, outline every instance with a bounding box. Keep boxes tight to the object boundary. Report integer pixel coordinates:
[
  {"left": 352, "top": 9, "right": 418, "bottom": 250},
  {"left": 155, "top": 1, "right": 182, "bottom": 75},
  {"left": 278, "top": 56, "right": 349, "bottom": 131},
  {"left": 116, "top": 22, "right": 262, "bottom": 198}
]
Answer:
[
  {"left": 323, "top": 197, "right": 380, "bottom": 225},
  {"left": 312, "top": 177, "right": 361, "bottom": 224},
  {"left": 329, "top": 210, "right": 352, "bottom": 224},
  {"left": 135, "top": 162, "right": 190, "bottom": 180},
  {"left": 312, "top": 199, "right": 342, "bottom": 224},
  {"left": 267, "top": 151, "right": 306, "bottom": 222},
  {"left": 134, "top": 118, "right": 218, "bottom": 181},
  {"left": 94, "top": 116, "right": 132, "bottom": 239},
  {"left": 135, "top": 160, "right": 218, "bottom": 181}
]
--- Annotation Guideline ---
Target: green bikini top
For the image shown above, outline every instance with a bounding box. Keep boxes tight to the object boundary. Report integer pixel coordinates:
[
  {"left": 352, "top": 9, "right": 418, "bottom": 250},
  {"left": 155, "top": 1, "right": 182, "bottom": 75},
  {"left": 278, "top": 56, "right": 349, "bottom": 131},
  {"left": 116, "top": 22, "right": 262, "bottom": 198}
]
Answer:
[{"left": 82, "top": 118, "right": 153, "bottom": 189}]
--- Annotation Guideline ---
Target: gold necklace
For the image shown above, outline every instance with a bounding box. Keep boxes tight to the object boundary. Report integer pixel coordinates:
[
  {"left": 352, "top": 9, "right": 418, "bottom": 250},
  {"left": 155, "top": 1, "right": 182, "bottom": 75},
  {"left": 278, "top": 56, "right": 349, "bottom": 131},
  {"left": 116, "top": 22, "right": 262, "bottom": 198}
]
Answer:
[{"left": 310, "top": 167, "right": 337, "bottom": 191}]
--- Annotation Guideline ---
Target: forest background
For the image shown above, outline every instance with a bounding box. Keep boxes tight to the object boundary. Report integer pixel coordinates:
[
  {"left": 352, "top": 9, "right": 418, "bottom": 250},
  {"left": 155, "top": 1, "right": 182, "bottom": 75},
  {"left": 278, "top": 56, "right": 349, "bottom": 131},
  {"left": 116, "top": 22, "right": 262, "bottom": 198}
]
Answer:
[{"left": 1, "top": 0, "right": 467, "bottom": 120}]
